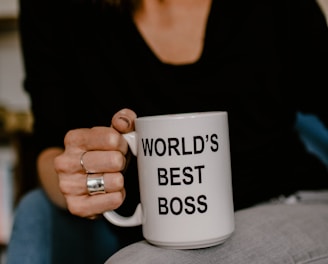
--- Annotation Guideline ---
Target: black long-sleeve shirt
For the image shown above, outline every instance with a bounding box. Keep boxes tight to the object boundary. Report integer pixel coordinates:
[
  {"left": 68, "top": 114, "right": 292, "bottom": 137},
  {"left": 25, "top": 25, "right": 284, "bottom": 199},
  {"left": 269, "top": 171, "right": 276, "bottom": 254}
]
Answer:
[{"left": 19, "top": 0, "right": 328, "bottom": 216}]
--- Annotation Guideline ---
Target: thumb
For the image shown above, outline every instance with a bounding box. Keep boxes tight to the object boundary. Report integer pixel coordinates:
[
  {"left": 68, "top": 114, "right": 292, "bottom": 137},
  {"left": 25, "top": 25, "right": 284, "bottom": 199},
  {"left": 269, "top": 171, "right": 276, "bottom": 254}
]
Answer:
[{"left": 111, "top": 108, "right": 137, "bottom": 133}]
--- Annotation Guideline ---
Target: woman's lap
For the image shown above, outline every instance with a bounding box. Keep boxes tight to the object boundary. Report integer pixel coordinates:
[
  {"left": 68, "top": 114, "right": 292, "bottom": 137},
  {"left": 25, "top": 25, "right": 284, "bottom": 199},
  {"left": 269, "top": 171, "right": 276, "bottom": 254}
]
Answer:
[
  {"left": 6, "top": 189, "right": 53, "bottom": 264},
  {"left": 106, "top": 202, "right": 328, "bottom": 264},
  {"left": 6, "top": 189, "right": 121, "bottom": 264},
  {"left": 7, "top": 189, "right": 328, "bottom": 264}
]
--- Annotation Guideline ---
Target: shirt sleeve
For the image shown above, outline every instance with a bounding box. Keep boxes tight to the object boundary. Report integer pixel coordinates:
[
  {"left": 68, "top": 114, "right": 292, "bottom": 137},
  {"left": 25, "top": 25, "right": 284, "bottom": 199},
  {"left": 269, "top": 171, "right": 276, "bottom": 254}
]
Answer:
[
  {"left": 19, "top": 0, "right": 97, "bottom": 155},
  {"left": 287, "top": 0, "right": 328, "bottom": 126}
]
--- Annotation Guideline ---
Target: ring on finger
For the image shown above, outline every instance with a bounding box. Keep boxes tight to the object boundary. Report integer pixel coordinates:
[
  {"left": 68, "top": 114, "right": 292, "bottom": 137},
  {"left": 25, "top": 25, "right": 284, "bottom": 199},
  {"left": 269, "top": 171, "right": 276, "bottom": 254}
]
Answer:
[
  {"left": 80, "top": 151, "right": 94, "bottom": 174},
  {"left": 86, "top": 174, "right": 106, "bottom": 195}
]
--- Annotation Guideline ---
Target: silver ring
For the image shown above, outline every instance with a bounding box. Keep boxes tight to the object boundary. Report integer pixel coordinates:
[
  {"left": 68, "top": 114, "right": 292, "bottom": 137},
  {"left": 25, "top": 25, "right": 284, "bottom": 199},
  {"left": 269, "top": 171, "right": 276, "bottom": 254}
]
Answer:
[
  {"left": 87, "top": 174, "right": 106, "bottom": 195},
  {"left": 80, "top": 151, "right": 93, "bottom": 174}
]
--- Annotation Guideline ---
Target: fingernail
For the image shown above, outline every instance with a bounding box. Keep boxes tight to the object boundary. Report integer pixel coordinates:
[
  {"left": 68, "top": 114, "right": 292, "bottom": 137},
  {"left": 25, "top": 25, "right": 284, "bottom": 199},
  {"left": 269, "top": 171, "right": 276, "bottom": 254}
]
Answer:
[{"left": 119, "top": 116, "right": 131, "bottom": 128}]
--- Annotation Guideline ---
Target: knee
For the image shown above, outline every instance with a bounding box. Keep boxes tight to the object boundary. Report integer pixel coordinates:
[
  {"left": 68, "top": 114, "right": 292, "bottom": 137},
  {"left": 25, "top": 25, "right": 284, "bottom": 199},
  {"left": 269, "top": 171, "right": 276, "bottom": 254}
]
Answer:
[
  {"left": 14, "top": 188, "right": 53, "bottom": 221},
  {"left": 106, "top": 204, "right": 328, "bottom": 264}
]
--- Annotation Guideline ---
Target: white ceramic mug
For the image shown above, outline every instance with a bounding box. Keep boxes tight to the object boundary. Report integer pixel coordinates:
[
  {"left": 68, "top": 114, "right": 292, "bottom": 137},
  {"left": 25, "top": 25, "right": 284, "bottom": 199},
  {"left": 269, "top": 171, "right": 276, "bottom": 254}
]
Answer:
[{"left": 103, "top": 111, "right": 234, "bottom": 249}]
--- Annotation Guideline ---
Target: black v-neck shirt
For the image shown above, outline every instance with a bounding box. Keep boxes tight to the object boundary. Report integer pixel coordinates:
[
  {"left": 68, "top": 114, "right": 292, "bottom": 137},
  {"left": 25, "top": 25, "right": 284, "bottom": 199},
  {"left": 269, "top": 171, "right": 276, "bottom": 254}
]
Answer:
[{"left": 20, "top": 0, "right": 328, "bottom": 213}]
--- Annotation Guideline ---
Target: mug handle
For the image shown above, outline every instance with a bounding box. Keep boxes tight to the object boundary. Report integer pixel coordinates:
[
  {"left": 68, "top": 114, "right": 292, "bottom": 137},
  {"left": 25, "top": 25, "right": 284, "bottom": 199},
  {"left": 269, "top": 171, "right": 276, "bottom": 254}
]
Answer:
[{"left": 102, "top": 132, "right": 143, "bottom": 227}]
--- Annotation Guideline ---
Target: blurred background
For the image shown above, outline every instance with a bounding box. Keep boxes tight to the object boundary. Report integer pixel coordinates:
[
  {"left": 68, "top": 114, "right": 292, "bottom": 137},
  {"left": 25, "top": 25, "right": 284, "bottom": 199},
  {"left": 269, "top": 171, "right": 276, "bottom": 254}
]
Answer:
[
  {"left": 0, "top": 0, "right": 33, "bottom": 262},
  {"left": 0, "top": 0, "right": 327, "bottom": 262}
]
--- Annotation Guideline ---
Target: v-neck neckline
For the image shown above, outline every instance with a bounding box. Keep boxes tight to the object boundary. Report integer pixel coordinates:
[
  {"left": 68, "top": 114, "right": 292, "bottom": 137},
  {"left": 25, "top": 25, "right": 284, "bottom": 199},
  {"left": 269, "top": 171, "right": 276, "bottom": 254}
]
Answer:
[
  {"left": 99, "top": 0, "right": 253, "bottom": 70},
  {"left": 128, "top": 0, "right": 216, "bottom": 68}
]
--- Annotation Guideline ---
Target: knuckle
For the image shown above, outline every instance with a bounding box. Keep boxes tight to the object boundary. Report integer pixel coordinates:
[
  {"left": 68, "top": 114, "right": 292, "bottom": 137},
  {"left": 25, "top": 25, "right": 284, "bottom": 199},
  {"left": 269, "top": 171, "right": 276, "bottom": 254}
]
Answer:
[
  {"left": 63, "top": 130, "right": 77, "bottom": 146},
  {"left": 110, "top": 192, "right": 125, "bottom": 209},
  {"left": 67, "top": 199, "right": 90, "bottom": 218},
  {"left": 53, "top": 155, "right": 64, "bottom": 172},
  {"left": 114, "top": 174, "right": 124, "bottom": 189},
  {"left": 64, "top": 128, "right": 87, "bottom": 147},
  {"left": 58, "top": 178, "right": 71, "bottom": 194},
  {"left": 105, "top": 129, "right": 120, "bottom": 147},
  {"left": 68, "top": 205, "right": 84, "bottom": 217},
  {"left": 54, "top": 154, "right": 73, "bottom": 173},
  {"left": 58, "top": 179, "right": 66, "bottom": 193},
  {"left": 107, "top": 151, "right": 125, "bottom": 171}
]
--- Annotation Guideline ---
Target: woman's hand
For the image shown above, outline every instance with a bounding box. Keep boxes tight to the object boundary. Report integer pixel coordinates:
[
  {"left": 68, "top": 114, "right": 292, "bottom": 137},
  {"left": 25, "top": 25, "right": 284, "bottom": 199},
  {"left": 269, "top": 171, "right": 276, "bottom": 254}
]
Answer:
[{"left": 54, "top": 108, "right": 137, "bottom": 219}]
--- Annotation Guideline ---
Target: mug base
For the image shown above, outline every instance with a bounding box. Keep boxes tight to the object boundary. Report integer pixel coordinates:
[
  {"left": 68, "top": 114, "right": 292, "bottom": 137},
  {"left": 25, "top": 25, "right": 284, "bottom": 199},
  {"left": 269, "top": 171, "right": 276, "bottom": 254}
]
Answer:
[{"left": 146, "top": 232, "right": 233, "bottom": 250}]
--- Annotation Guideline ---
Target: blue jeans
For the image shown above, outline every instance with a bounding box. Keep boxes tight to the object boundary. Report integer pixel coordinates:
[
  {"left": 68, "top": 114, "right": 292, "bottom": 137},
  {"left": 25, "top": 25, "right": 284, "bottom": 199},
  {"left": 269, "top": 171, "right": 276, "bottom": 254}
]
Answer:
[{"left": 6, "top": 189, "right": 122, "bottom": 264}]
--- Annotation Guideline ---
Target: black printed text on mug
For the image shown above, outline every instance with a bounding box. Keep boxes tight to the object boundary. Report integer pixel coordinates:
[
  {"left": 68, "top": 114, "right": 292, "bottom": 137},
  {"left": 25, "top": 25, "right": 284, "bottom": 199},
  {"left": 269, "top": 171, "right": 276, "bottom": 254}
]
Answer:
[
  {"left": 140, "top": 134, "right": 219, "bottom": 156},
  {"left": 140, "top": 133, "right": 220, "bottom": 216}
]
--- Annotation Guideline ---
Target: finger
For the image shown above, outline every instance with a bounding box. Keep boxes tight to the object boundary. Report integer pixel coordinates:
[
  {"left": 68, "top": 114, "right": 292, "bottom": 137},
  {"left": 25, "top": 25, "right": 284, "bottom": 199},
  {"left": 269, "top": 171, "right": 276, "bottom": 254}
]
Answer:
[
  {"left": 66, "top": 189, "right": 126, "bottom": 218},
  {"left": 77, "top": 150, "right": 127, "bottom": 174},
  {"left": 64, "top": 126, "right": 128, "bottom": 153},
  {"left": 96, "top": 172, "right": 124, "bottom": 193},
  {"left": 59, "top": 172, "right": 124, "bottom": 195},
  {"left": 111, "top": 108, "right": 137, "bottom": 133}
]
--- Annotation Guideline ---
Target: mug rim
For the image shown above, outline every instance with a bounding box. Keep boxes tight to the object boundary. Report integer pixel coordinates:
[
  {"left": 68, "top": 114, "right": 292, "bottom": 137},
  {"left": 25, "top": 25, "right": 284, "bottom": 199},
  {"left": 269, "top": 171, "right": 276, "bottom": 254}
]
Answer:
[{"left": 136, "top": 111, "right": 227, "bottom": 121}]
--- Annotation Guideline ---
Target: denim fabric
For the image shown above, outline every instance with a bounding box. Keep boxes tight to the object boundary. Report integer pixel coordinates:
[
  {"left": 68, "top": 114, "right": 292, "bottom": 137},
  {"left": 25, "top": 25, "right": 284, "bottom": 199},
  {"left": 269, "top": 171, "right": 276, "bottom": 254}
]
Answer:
[
  {"left": 295, "top": 113, "right": 328, "bottom": 167},
  {"left": 6, "top": 189, "right": 52, "bottom": 264},
  {"left": 6, "top": 189, "right": 120, "bottom": 264}
]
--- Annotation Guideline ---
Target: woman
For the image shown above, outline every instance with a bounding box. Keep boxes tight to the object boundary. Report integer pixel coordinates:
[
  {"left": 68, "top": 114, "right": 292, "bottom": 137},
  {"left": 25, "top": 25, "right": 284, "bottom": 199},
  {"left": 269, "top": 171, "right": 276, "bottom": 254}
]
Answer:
[{"left": 7, "top": 0, "right": 328, "bottom": 263}]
